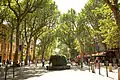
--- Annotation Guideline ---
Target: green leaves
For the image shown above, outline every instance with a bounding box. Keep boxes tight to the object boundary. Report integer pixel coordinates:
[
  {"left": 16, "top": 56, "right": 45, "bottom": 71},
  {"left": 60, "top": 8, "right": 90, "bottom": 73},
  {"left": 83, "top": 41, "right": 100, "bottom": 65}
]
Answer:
[{"left": 94, "top": 2, "right": 119, "bottom": 49}]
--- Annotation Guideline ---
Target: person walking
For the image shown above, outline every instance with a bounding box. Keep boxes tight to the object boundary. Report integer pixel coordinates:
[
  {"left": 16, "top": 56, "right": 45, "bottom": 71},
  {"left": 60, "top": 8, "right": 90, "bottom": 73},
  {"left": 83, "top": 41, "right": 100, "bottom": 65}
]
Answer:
[
  {"left": 42, "top": 58, "right": 45, "bottom": 67},
  {"left": 94, "top": 57, "right": 99, "bottom": 69}
]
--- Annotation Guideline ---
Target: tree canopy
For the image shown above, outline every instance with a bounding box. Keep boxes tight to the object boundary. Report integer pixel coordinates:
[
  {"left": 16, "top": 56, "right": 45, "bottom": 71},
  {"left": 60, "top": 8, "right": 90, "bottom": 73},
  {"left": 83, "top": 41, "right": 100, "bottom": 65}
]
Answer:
[{"left": 0, "top": 0, "right": 119, "bottom": 64}]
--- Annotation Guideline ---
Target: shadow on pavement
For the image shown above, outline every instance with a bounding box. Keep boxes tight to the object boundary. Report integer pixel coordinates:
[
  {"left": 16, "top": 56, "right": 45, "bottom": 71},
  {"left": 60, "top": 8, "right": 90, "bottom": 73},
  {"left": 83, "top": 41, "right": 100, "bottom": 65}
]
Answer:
[
  {"left": 0, "top": 66, "right": 49, "bottom": 80},
  {"left": 71, "top": 65, "right": 89, "bottom": 71},
  {"left": 108, "top": 76, "right": 114, "bottom": 80}
]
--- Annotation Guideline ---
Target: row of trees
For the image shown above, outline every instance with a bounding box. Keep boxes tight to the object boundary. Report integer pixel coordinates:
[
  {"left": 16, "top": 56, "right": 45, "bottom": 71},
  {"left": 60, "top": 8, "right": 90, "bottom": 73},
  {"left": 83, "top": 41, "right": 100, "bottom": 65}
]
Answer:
[
  {"left": 0, "top": 0, "right": 60, "bottom": 65},
  {"left": 0, "top": 0, "right": 119, "bottom": 65},
  {"left": 56, "top": 0, "right": 120, "bottom": 58}
]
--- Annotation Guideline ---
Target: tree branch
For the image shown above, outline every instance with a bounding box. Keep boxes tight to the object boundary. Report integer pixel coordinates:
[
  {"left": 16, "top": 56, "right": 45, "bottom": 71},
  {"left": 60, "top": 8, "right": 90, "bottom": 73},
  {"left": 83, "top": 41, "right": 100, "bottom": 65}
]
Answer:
[
  {"left": 7, "top": 0, "right": 18, "bottom": 18},
  {"left": 24, "top": 19, "right": 28, "bottom": 43},
  {"left": 15, "top": 0, "right": 21, "bottom": 15}
]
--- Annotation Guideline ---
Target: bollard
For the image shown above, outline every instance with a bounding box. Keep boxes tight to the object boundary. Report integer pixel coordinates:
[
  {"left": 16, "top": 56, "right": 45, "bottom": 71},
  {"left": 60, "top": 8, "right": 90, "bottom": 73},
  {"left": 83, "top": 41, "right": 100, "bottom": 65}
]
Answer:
[
  {"left": 90, "top": 62, "right": 92, "bottom": 70},
  {"left": 118, "top": 68, "right": 120, "bottom": 80},
  {"left": 92, "top": 62, "right": 95, "bottom": 73},
  {"left": 89, "top": 63, "right": 90, "bottom": 72},
  {"left": 88, "top": 59, "right": 90, "bottom": 72},
  {"left": 106, "top": 66, "right": 108, "bottom": 77},
  {"left": 81, "top": 61, "right": 83, "bottom": 68},
  {"left": 114, "top": 64, "right": 118, "bottom": 69},
  {"left": 106, "top": 61, "right": 108, "bottom": 77},
  {"left": 109, "top": 63, "right": 112, "bottom": 72},
  {"left": 99, "top": 62, "right": 101, "bottom": 75},
  {"left": 35, "top": 60, "right": 37, "bottom": 67}
]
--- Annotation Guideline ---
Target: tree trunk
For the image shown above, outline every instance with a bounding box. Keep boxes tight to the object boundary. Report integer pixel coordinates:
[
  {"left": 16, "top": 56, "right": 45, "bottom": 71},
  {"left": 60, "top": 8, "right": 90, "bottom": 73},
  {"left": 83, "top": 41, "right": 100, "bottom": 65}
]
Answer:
[
  {"left": 25, "top": 43, "right": 30, "bottom": 65},
  {"left": 20, "top": 40, "right": 24, "bottom": 66},
  {"left": 106, "top": 1, "right": 120, "bottom": 59},
  {"left": 42, "top": 51, "right": 44, "bottom": 60},
  {"left": 9, "top": 31, "right": 13, "bottom": 61},
  {"left": 78, "top": 38, "right": 84, "bottom": 68},
  {"left": 33, "top": 38, "right": 37, "bottom": 62},
  {"left": 106, "top": 0, "right": 120, "bottom": 29},
  {"left": 112, "top": 8, "right": 120, "bottom": 29},
  {"left": 41, "top": 50, "right": 45, "bottom": 67},
  {"left": 14, "top": 21, "right": 20, "bottom": 64}
]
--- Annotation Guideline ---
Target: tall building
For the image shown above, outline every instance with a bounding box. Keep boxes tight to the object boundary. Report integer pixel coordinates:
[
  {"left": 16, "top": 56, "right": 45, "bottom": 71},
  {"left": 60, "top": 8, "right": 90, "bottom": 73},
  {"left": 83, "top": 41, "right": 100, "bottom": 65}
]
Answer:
[
  {"left": 0, "top": 24, "right": 9, "bottom": 63},
  {"left": 0, "top": 24, "right": 34, "bottom": 64},
  {"left": 0, "top": 24, "right": 16, "bottom": 63}
]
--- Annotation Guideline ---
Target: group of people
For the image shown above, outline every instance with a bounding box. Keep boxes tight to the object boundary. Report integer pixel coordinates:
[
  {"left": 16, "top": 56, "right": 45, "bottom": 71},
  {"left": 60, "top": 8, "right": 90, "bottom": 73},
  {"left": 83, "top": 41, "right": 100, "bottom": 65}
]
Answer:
[{"left": 81, "top": 57, "right": 101, "bottom": 69}]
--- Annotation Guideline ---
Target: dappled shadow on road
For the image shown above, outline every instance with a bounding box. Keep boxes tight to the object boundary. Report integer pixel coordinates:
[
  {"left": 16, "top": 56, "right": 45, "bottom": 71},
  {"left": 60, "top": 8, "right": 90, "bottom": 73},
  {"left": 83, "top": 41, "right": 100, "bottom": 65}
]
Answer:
[
  {"left": 108, "top": 76, "right": 114, "bottom": 80},
  {"left": 14, "top": 67, "right": 48, "bottom": 80},
  {"left": 0, "top": 66, "right": 49, "bottom": 80},
  {"left": 100, "top": 74, "right": 104, "bottom": 77},
  {"left": 79, "top": 66, "right": 89, "bottom": 71},
  {"left": 71, "top": 65, "right": 89, "bottom": 71},
  {"left": 0, "top": 65, "right": 90, "bottom": 80}
]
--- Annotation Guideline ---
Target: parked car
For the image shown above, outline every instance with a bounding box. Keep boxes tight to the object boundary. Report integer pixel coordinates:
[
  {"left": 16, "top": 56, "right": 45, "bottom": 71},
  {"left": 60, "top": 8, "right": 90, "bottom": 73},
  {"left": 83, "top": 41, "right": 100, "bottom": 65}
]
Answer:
[{"left": 46, "top": 55, "right": 70, "bottom": 70}]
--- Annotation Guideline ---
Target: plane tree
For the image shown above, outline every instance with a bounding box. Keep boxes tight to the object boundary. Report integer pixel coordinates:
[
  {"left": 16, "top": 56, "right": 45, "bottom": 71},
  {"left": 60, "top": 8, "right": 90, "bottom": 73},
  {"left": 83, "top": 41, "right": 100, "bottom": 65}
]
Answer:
[
  {"left": 93, "top": 3, "right": 120, "bottom": 50},
  {"left": 80, "top": 0, "right": 108, "bottom": 51},
  {"left": 4, "top": 0, "right": 49, "bottom": 64},
  {"left": 22, "top": 1, "right": 59, "bottom": 65},
  {"left": 106, "top": 0, "right": 120, "bottom": 29},
  {"left": 32, "top": 1, "right": 60, "bottom": 63},
  {"left": 0, "top": 1, "right": 9, "bottom": 24},
  {"left": 38, "top": 28, "right": 56, "bottom": 61},
  {"left": 58, "top": 9, "right": 79, "bottom": 58}
]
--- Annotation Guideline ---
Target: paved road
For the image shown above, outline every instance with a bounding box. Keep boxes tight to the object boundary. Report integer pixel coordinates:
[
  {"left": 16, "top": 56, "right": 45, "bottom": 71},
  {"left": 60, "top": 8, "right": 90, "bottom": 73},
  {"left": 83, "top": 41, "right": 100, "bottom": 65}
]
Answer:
[
  {"left": 0, "top": 63, "right": 118, "bottom": 80},
  {"left": 25, "top": 69, "right": 117, "bottom": 80},
  {"left": 25, "top": 64, "right": 118, "bottom": 80}
]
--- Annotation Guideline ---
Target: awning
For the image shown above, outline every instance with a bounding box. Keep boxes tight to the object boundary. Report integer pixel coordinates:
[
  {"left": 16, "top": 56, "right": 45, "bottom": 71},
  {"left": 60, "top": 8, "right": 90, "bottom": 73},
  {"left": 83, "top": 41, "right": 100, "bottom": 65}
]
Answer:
[{"left": 92, "top": 52, "right": 106, "bottom": 57}]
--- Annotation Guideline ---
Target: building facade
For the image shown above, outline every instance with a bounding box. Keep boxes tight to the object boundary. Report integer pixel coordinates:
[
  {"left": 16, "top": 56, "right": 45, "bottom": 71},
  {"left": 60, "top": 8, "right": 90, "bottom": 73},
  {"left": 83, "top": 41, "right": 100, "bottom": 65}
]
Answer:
[{"left": 0, "top": 24, "right": 16, "bottom": 63}]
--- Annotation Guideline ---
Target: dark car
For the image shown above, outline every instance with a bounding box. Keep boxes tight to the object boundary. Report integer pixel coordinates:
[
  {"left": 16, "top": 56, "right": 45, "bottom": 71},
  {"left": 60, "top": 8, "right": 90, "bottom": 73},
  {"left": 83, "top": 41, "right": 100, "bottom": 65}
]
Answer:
[{"left": 46, "top": 55, "right": 70, "bottom": 70}]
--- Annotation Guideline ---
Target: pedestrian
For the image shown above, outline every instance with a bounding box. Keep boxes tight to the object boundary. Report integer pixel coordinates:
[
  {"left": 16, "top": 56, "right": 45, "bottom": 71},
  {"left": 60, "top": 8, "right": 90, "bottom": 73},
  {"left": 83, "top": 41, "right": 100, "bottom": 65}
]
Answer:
[
  {"left": 42, "top": 58, "right": 45, "bottom": 67},
  {"left": 6, "top": 59, "right": 9, "bottom": 64},
  {"left": 85, "top": 57, "right": 88, "bottom": 65},
  {"left": 94, "top": 57, "right": 99, "bottom": 69}
]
